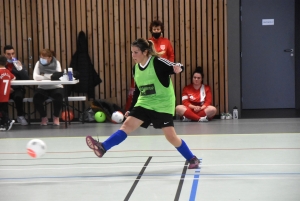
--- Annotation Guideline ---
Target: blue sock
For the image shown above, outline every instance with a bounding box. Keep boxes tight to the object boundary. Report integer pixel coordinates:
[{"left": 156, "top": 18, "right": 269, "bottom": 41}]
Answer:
[
  {"left": 176, "top": 139, "right": 194, "bottom": 161},
  {"left": 102, "top": 130, "right": 127, "bottom": 151}
]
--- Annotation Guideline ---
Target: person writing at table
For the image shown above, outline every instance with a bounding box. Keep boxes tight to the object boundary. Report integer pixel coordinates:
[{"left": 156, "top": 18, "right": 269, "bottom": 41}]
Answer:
[
  {"left": 176, "top": 67, "right": 217, "bottom": 122},
  {"left": 33, "top": 49, "right": 64, "bottom": 126}
]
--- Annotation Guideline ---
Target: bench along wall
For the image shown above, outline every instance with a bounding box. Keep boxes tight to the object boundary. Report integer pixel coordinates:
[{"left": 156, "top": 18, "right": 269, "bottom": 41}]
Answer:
[{"left": 0, "top": 0, "right": 228, "bottom": 118}]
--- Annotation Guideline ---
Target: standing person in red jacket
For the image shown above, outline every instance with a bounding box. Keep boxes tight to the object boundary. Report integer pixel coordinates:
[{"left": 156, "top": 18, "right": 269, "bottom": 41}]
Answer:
[
  {"left": 176, "top": 67, "right": 217, "bottom": 122},
  {"left": 148, "top": 20, "right": 175, "bottom": 62}
]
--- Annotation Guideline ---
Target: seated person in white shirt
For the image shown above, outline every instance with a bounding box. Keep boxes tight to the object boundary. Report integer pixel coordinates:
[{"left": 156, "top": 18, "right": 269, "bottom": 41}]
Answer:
[{"left": 33, "top": 49, "right": 64, "bottom": 126}]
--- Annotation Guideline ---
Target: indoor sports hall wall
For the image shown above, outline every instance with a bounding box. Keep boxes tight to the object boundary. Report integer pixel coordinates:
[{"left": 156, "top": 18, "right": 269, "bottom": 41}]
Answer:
[{"left": 0, "top": 0, "right": 228, "bottom": 117}]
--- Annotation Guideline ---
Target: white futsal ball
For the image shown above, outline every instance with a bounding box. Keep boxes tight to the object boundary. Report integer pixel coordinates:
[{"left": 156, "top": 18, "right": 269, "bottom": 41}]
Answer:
[
  {"left": 111, "top": 111, "right": 124, "bottom": 123},
  {"left": 26, "top": 139, "right": 47, "bottom": 158}
]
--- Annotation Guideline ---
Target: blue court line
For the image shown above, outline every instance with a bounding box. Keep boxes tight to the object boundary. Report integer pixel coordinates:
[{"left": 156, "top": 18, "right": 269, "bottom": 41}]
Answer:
[
  {"left": 189, "top": 158, "right": 202, "bottom": 201},
  {"left": 189, "top": 169, "right": 200, "bottom": 201}
]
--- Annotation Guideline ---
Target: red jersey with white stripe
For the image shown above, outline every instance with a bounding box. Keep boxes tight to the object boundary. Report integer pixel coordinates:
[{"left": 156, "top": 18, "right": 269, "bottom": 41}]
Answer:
[
  {"left": 181, "top": 84, "right": 212, "bottom": 107},
  {"left": 0, "top": 68, "right": 15, "bottom": 102}
]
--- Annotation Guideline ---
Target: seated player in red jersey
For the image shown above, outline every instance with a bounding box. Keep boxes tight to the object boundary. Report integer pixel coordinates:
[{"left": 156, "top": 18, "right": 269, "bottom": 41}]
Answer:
[
  {"left": 0, "top": 55, "right": 15, "bottom": 130},
  {"left": 176, "top": 67, "right": 217, "bottom": 122}
]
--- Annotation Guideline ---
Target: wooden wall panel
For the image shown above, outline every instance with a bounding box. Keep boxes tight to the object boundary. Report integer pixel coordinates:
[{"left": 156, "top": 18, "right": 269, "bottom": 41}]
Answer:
[
  {"left": 54, "top": 0, "right": 60, "bottom": 60},
  {"left": 108, "top": 0, "right": 115, "bottom": 99},
  {"left": 114, "top": 0, "right": 121, "bottom": 104},
  {"left": 125, "top": 0, "right": 132, "bottom": 106},
  {"left": 58, "top": 0, "right": 66, "bottom": 70},
  {"left": 119, "top": 0, "right": 127, "bottom": 109},
  {"left": 224, "top": 0, "right": 229, "bottom": 113},
  {"left": 9, "top": 1, "right": 16, "bottom": 49},
  {"left": 0, "top": 0, "right": 229, "bottom": 120},
  {"left": 213, "top": 0, "right": 220, "bottom": 111},
  {"left": 190, "top": 0, "right": 196, "bottom": 76},
  {"left": 48, "top": 0, "right": 54, "bottom": 51},
  {"left": 25, "top": 0, "right": 31, "bottom": 71},
  {"left": 185, "top": 0, "right": 191, "bottom": 88},
  {"left": 17, "top": 0, "right": 22, "bottom": 58},
  {"left": 30, "top": 0, "right": 38, "bottom": 74},
  {"left": 97, "top": 0, "right": 105, "bottom": 98},
  {"left": 91, "top": 0, "right": 99, "bottom": 99},
  {"left": 0, "top": 0, "right": 4, "bottom": 52},
  {"left": 196, "top": 1, "right": 202, "bottom": 69},
  {"left": 37, "top": 1, "right": 43, "bottom": 50},
  {"left": 179, "top": 0, "right": 186, "bottom": 105},
  {"left": 218, "top": 0, "right": 225, "bottom": 114}
]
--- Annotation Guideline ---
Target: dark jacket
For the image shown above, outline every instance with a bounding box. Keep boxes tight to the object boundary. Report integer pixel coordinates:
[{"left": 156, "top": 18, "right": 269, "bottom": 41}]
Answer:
[
  {"left": 6, "top": 63, "right": 29, "bottom": 92},
  {"left": 69, "top": 31, "right": 102, "bottom": 99}
]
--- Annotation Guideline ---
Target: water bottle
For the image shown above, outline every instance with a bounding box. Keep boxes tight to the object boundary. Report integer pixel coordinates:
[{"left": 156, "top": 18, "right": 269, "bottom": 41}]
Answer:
[
  {"left": 68, "top": 67, "right": 73, "bottom": 81},
  {"left": 233, "top": 106, "right": 238, "bottom": 119},
  {"left": 63, "top": 69, "right": 69, "bottom": 81},
  {"left": 12, "top": 58, "right": 22, "bottom": 71}
]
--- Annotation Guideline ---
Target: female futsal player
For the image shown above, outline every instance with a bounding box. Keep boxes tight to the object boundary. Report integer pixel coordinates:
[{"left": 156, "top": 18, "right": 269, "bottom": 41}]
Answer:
[{"left": 86, "top": 38, "right": 200, "bottom": 169}]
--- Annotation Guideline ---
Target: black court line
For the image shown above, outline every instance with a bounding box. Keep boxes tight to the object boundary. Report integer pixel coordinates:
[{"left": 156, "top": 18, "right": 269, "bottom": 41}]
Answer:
[
  {"left": 174, "top": 160, "right": 189, "bottom": 201},
  {"left": 124, "top": 156, "right": 152, "bottom": 201}
]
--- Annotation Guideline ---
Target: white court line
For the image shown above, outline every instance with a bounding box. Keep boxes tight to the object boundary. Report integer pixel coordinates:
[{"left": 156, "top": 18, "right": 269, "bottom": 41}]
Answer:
[
  {"left": 0, "top": 176, "right": 300, "bottom": 185},
  {"left": 1, "top": 146, "right": 300, "bottom": 155},
  {"left": 1, "top": 132, "right": 300, "bottom": 141},
  {"left": 1, "top": 163, "right": 300, "bottom": 171},
  {"left": 1, "top": 164, "right": 184, "bottom": 171}
]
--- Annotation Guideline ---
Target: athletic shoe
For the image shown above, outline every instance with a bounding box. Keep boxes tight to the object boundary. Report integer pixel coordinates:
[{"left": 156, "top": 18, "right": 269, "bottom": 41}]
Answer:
[
  {"left": 17, "top": 116, "right": 28, "bottom": 126},
  {"left": 182, "top": 116, "right": 191, "bottom": 122},
  {"left": 6, "top": 120, "right": 15, "bottom": 131},
  {"left": 188, "top": 156, "right": 200, "bottom": 169},
  {"left": 198, "top": 116, "right": 208, "bottom": 122},
  {"left": 53, "top": 116, "right": 60, "bottom": 126},
  {"left": 41, "top": 117, "right": 48, "bottom": 126},
  {"left": 225, "top": 113, "right": 232, "bottom": 120},
  {"left": 0, "top": 125, "right": 5, "bottom": 131},
  {"left": 86, "top": 136, "right": 106, "bottom": 158},
  {"left": 220, "top": 113, "right": 226, "bottom": 120}
]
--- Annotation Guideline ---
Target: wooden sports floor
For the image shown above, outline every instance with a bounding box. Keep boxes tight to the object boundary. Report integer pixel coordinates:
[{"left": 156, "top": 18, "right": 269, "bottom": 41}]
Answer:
[{"left": 1, "top": 118, "right": 300, "bottom": 201}]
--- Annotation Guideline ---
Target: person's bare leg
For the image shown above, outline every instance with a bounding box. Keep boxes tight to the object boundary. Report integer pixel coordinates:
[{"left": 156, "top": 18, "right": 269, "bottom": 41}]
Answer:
[
  {"left": 162, "top": 126, "right": 182, "bottom": 147},
  {"left": 204, "top": 106, "right": 217, "bottom": 119},
  {"left": 119, "top": 116, "right": 143, "bottom": 134},
  {"left": 175, "top": 105, "right": 187, "bottom": 116}
]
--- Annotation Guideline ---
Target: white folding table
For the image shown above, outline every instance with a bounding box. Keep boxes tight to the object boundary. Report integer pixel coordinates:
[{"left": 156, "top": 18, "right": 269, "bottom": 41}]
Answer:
[{"left": 11, "top": 80, "right": 79, "bottom": 127}]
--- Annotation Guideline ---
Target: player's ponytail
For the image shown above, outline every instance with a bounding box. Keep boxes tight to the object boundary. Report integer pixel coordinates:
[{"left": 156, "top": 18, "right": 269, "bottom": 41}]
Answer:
[
  {"left": 131, "top": 38, "right": 162, "bottom": 57},
  {"left": 147, "top": 40, "right": 162, "bottom": 57}
]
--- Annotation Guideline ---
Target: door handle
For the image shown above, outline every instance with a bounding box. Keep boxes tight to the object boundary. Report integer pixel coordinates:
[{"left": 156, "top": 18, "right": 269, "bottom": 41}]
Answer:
[{"left": 284, "top": 49, "right": 293, "bottom": 52}]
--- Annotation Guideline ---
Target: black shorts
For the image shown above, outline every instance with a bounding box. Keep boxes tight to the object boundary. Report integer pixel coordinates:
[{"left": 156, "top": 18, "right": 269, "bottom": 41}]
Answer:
[{"left": 129, "top": 106, "right": 174, "bottom": 129}]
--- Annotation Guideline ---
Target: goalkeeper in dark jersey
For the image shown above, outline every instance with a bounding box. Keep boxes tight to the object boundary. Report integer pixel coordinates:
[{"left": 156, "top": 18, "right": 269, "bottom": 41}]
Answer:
[{"left": 86, "top": 38, "right": 200, "bottom": 169}]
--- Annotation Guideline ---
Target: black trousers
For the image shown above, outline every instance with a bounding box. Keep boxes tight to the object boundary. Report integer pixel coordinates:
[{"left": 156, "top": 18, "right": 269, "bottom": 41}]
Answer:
[
  {"left": 9, "top": 89, "right": 25, "bottom": 116},
  {"left": 33, "top": 88, "right": 64, "bottom": 118},
  {"left": 0, "top": 102, "right": 8, "bottom": 125}
]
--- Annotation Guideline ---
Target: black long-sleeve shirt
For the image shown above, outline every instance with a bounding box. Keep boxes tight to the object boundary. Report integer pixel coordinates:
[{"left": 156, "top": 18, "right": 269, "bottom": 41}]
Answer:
[
  {"left": 6, "top": 63, "right": 29, "bottom": 91},
  {"left": 129, "top": 56, "right": 184, "bottom": 111}
]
